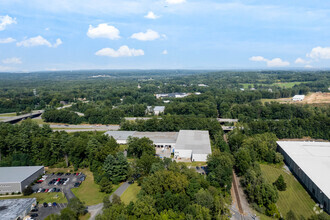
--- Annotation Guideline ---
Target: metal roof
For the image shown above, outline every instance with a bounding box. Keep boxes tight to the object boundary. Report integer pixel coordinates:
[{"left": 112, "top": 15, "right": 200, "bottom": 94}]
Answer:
[
  {"left": 104, "top": 131, "right": 136, "bottom": 140},
  {"left": 0, "top": 198, "right": 36, "bottom": 220},
  {"left": 277, "top": 141, "right": 330, "bottom": 198},
  {"left": 134, "top": 132, "right": 178, "bottom": 144},
  {"left": 175, "top": 130, "right": 212, "bottom": 155},
  {"left": 0, "top": 166, "right": 44, "bottom": 183}
]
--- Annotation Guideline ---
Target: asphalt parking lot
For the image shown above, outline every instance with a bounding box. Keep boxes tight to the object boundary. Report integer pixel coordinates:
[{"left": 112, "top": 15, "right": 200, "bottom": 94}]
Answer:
[
  {"left": 33, "top": 172, "right": 85, "bottom": 195},
  {"left": 27, "top": 203, "right": 68, "bottom": 220}
]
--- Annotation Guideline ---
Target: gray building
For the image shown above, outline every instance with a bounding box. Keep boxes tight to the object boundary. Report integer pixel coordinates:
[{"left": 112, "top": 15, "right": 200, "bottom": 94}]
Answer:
[
  {"left": 277, "top": 141, "right": 330, "bottom": 213},
  {"left": 0, "top": 166, "right": 44, "bottom": 193},
  {"left": 105, "top": 130, "right": 212, "bottom": 162},
  {"left": 0, "top": 198, "right": 37, "bottom": 220}
]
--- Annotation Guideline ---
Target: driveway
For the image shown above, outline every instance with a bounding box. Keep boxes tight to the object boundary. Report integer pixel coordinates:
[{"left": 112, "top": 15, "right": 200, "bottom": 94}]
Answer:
[{"left": 88, "top": 181, "right": 130, "bottom": 220}]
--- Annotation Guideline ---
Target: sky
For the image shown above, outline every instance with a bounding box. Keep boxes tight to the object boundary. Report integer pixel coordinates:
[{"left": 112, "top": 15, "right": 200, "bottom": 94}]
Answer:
[{"left": 0, "top": 0, "right": 330, "bottom": 72}]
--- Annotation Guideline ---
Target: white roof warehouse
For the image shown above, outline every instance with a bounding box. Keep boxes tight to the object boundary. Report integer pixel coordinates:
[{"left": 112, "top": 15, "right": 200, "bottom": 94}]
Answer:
[
  {"left": 0, "top": 166, "right": 44, "bottom": 194},
  {"left": 105, "top": 130, "right": 212, "bottom": 162},
  {"left": 277, "top": 141, "right": 330, "bottom": 213}
]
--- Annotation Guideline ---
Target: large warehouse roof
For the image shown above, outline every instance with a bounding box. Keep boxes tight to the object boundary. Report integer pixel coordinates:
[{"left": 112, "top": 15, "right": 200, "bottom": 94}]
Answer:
[
  {"left": 176, "top": 130, "right": 212, "bottom": 155},
  {"left": 134, "top": 132, "right": 178, "bottom": 144},
  {"left": 0, "top": 166, "right": 44, "bottom": 183},
  {"left": 277, "top": 141, "right": 330, "bottom": 198},
  {"left": 105, "top": 131, "right": 136, "bottom": 141},
  {"left": 0, "top": 198, "right": 36, "bottom": 220}
]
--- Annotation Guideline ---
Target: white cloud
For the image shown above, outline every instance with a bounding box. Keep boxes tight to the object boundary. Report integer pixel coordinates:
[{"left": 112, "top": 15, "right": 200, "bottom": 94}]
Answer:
[
  {"left": 0, "top": 15, "right": 16, "bottom": 31},
  {"left": 249, "top": 56, "right": 290, "bottom": 67},
  {"left": 16, "top": 35, "right": 62, "bottom": 48},
  {"left": 2, "top": 57, "right": 22, "bottom": 64},
  {"left": 162, "top": 50, "right": 168, "bottom": 55},
  {"left": 306, "top": 46, "right": 330, "bottom": 59},
  {"left": 305, "top": 65, "right": 313, "bottom": 68},
  {"left": 45, "top": 27, "right": 50, "bottom": 31},
  {"left": 249, "top": 56, "right": 267, "bottom": 62},
  {"left": 144, "top": 11, "right": 160, "bottom": 19},
  {"left": 166, "top": 0, "right": 186, "bottom": 5},
  {"left": 295, "top": 57, "right": 306, "bottom": 64},
  {"left": 95, "top": 45, "right": 144, "bottom": 57},
  {"left": 267, "top": 58, "right": 290, "bottom": 67},
  {"left": 131, "top": 29, "right": 160, "bottom": 41},
  {"left": 0, "top": 37, "right": 16, "bottom": 43},
  {"left": 87, "top": 23, "right": 120, "bottom": 40}
]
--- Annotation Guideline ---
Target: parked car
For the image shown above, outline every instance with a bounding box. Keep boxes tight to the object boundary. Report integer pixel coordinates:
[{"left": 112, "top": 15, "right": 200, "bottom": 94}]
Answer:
[
  {"left": 48, "top": 202, "right": 52, "bottom": 207},
  {"left": 45, "top": 189, "right": 49, "bottom": 192},
  {"left": 43, "top": 202, "right": 48, "bottom": 207},
  {"left": 52, "top": 202, "right": 57, "bottom": 206},
  {"left": 31, "top": 208, "right": 38, "bottom": 212},
  {"left": 30, "top": 213, "right": 38, "bottom": 217}
]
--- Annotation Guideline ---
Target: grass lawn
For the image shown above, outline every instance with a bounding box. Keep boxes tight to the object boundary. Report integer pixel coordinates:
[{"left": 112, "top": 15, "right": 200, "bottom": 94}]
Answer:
[
  {"left": 79, "top": 213, "right": 91, "bottom": 220},
  {"left": 184, "top": 161, "right": 207, "bottom": 167},
  {"left": 0, "top": 192, "right": 67, "bottom": 204},
  {"left": 0, "top": 112, "right": 16, "bottom": 117},
  {"left": 260, "top": 164, "right": 316, "bottom": 218},
  {"left": 71, "top": 169, "right": 120, "bottom": 206},
  {"left": 120, "top": 183, "right": 141, "bottom": 205}
]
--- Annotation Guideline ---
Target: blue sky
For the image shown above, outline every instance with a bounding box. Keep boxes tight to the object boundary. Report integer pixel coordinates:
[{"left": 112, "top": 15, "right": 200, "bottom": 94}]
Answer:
[{"left": 0, "top": 0, "right": 330, "bottom": 71}]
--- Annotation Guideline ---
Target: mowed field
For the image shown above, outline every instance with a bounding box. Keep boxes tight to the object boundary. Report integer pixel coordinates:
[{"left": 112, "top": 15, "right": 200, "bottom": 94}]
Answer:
[
  {"left": 260, "top": 164, "right": 316, "bottom": 218},
  {"left": 120, "top": 183, "right": 141, "bottom": 204}
]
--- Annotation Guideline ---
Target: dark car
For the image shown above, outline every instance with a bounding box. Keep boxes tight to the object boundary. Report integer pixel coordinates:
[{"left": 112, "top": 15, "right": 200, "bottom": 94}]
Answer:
[
  {"left": 74, "top": 182, "right": 81, "bottom": 187},
  {"left": 30, "top": 213, "right": 38, "bottom": 217},
  {"left": 31, "top": 208, "right": 38, "bottom": 212},
  {"left": 79, "top": 176, "right": 86, "bottom": 181},
  {"left": 56, "top": 188, "right": 61, "bottom": 192},
  {"left": 43, "top": 202, "right": 48, "bottom": 207},
  {"left": 53, "top": 202, "right": 57, "bottom": 206}
]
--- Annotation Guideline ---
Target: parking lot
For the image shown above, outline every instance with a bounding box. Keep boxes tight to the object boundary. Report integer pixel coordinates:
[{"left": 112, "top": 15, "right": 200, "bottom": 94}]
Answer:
[
  {"left": 28, "top": 172, "right": 85, "bottom": 219},
  {"left": 33, "top": 172, "right": 85, "bottom": 195}
]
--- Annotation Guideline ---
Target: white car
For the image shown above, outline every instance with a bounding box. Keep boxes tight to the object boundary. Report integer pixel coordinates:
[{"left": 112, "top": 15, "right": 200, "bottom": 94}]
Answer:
[
  {"left": 48, "top": 202, "right": 52, "bottom": 207},
  {"left": 37, "top": 188, "right": 42, "bottom": 193}
]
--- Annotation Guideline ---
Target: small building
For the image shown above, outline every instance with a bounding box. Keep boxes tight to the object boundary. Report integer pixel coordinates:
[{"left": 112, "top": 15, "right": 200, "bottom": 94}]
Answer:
[
  {"left": 146, "top": 106, "right": 165, "bottom": 115},
  {"left": 0, "top": 198, "right": 37, "bottom": 220},
  {"left": 0, "top": 166, "right": 44, "bottom": 194},
  {"left": 277, "top": 141, "right": 330, "bottom": 213},
  {"left": 292, "top": 95, "right": 305, "bottom": 101},
  {"left": 198, "top": 84, "right": 208, "bottom": 87}
]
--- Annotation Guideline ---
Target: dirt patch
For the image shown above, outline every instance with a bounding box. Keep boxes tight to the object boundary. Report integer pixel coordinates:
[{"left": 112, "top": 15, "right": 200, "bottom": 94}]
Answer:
[{"left": 301, "top": 92, "right": 330, "bottom": 104}]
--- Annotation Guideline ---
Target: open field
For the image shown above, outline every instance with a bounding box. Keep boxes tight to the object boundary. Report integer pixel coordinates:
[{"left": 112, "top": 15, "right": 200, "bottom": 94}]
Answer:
[
  {"left": 301, "top": 92, "right": 330, "bottom": 104},
  {"left": 260, "top": 164, "right": 316, "bottom": 218},
  {"left": 120, "top": 183, "right": 141, "bottom": 204},
  {"left": 261, "top": 92, "right": 330, "bottom": 105},
  {"left": 0, "top": 192, "right": 67, "bottom": 204},
  {"left": 71, "top": 169, "right": 120, "bottom": 206},
  {"left": 242, "top": 81, "right": 309, "bottom": 89}
]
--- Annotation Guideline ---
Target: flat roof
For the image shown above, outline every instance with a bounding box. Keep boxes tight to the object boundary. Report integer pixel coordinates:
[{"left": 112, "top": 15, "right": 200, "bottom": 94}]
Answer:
[
  {"left": 277, "top": 141, "right": 330, "bottom": 198},
  {"left": 134, "top": 132, "right": 178, "bottom": 144},
  {"left": 0, "top": 166, "right": 44, "bottom": 183},
  {"left": 0, "top": 198, "right": 36, "bottom": 220},
  {"left": 105, "top": 131, "right": 136, "bottom": 141},
  {"left": 175, "top": 130, "right": 212, "bottom": 155}
]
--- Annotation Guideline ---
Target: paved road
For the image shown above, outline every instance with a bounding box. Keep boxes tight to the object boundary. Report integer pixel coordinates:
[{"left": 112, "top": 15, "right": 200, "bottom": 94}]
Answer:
[{"left": 88, "top": 182, "right": 130, "bottom": 220}]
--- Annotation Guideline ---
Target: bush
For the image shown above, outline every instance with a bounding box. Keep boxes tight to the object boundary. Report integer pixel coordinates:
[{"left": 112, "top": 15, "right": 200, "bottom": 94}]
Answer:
[{"left": 23, "top": 186, "right": 34, "bottom": 196}]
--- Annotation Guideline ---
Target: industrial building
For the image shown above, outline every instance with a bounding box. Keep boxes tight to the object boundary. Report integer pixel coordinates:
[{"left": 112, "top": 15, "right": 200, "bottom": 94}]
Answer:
[
  {"left": 0, "top": 166, "right": 44, "bottom": 193},
  {"left": 0, "top": 198, "right": 37, "bottom": 220},
  {"left": 277, "top": 141, "right": 330, "bottom": 213},
  {"left": 146, "top": 106, "right": 165, "bottom": 115},
  {"left": 105, "top": 130, "right": 212, "bottom": 162},
  {"left": 292, "top": 95, "right": 305, "bottom": 101}
]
